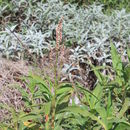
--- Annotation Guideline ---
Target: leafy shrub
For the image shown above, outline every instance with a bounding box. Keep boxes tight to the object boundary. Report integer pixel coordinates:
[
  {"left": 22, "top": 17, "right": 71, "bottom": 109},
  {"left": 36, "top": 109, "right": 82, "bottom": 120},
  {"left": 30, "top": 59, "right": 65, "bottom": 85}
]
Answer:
[
  {"left": 72, "top": 43, "right": 130, "bottom": 130},
  {"left": 0, "top": 42, "right": 129, "bottom": 130},
  {"left": 0, "top": 0, "right": 129, "bottom": 91}
]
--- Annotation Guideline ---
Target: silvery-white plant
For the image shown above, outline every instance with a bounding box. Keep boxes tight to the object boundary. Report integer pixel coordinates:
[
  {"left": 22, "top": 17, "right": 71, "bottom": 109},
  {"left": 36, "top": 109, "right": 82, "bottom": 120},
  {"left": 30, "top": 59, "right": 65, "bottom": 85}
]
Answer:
[{"left": 0, "top": 0, "right": 129, "bottom": 62}]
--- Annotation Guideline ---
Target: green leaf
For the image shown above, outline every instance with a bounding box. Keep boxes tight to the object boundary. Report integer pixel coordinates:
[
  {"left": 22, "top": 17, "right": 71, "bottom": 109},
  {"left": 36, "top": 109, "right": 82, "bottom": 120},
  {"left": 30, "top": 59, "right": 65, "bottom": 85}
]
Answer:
[
  {"left": 20, "top": 113, "right": 41, "bottom": 122},
  {"left": 126, "top": 45, "right": 130, "bottom": 61},
  {"left": 90, "top": 64, "right": 104, "bottom": 82},
  {"left": 124, "top": 65, "right": 130, "bottom": 81},
  {"left": 96, "top": 106, "right": 108, "bottom": 128},
  {"left": 61, "top": 106, "right": 108, "bottom": 130},
  {"left": 91, "top": 83, "right": 103, "bottom": 108},
  {"left": 44, "top": 102, "right": 51, "bottom": 115},
  {"left": 110, "top": 43, "right": 123, "bottom": 72},
  {"left": 118, "top": 98, "right": 130, "bottom": 118},
  {"left": 107, "top": 90, "right": 113, "bottom": 117},
  {"left": 54, "top": 125, "right": 63, "bottom": 130},
  {"left": 57, "top": 84, "right": 73, "bottom": 95},
  {"left": 31, "top": 74, "right": 51, "bottom": 95},
  {"left": 96, "top": 107, "right": 107, "bottom": 119},
  {"left": 114, "top": 123, "right": 130, "bottom": 130},
  {"left": 56, "top": 91, "right": 71, "bottom": 105},
  {"left": 76, "top": 83, "right": 98, "bottom": 100}
]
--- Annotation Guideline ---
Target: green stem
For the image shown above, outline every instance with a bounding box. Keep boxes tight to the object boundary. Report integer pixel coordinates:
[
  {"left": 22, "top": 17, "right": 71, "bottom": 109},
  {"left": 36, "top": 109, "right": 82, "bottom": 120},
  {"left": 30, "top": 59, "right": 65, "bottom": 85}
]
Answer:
[
  {"left": 51, "top": 96, "right": 56, "bottom": 129},
  {"left": 51, "top": 48, "right": 59, "bottom": 129},
  {"left": 15, "top": 122, "right": 18, "bottom": 130},
  {"left": 45, "top": 117, "right": 49, "bottom": 130}
]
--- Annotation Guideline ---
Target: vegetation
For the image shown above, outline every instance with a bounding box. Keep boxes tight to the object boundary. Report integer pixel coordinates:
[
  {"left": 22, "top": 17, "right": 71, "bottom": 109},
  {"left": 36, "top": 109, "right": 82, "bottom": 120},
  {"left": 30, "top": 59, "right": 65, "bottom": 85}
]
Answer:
[
  {"left": 63, "top": 0, "right": 130, "bottom": 12},
  {"left": 0, "top": 0, "right": 129, "bottom": 130},
  {"left": 0, "top": 42, "right": 130, "bottom": 129}
]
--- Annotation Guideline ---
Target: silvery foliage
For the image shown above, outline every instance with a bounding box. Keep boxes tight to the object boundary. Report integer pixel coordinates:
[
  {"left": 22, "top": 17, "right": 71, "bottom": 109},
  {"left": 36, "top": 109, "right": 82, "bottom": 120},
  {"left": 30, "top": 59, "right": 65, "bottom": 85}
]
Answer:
[
  {"left": 0, "top": 26, "right": 51, "bottom": 59},
  {"left": 0, "top": 0, "right": 130, "bottom": 61}
]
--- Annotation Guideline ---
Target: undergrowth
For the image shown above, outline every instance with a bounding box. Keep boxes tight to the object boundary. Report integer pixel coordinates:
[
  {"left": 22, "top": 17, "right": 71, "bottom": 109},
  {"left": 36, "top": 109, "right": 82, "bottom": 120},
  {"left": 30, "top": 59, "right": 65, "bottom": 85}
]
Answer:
[
  {"left": 0, "top": 1, "right": 130, "bottom": 130},
  {"left": 0, "top": 37, "right": 130, "bottom": 130}
]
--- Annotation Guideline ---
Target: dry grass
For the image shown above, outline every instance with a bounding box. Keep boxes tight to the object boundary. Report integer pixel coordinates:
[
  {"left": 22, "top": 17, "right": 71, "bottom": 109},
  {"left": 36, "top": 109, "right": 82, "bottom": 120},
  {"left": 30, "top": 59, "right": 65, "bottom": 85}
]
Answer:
[
  {"left": 0, "top": 58, "right": 32, "bottom": 121},
  {"left": 0, "top": 58, "right": 30, "bottom": 86}
]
